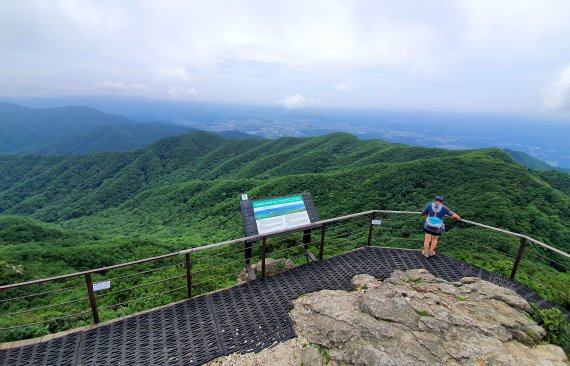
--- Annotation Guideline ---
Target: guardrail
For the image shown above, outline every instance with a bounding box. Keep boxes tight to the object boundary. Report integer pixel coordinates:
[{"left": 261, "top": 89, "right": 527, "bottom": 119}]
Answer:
[{"left": 1, "top": 210, "right": 569, "bottom": 342}]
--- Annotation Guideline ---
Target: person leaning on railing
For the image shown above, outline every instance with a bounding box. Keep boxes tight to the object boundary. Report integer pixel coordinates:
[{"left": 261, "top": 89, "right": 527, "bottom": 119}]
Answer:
[{"left": 421, "top": 196, "right": 461, "bottom": 258}]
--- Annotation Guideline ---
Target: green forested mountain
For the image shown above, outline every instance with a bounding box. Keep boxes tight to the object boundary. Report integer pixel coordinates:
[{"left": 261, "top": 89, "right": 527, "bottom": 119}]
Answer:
[
  {"left": 0, "top": 102, "right": 193, "bottom": 154},
  {"left": 1, "top": 131, "right": 570, "bottom": 342},
  {"left": 1, "top": 131, "right": 569, "bottom": 251},
  {"left": 505, "top": 149, "right": 570, "bottom": 174}
]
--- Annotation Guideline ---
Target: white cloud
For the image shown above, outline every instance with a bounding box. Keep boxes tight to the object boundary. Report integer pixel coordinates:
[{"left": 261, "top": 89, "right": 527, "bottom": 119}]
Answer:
[
  {"left": 543, "top": 65, "right": 570, "bottom": 110},
  {"left": 96, "top": 81, "right": 149, "bottom": 92},
  {"left": 278, "top": 94, "right": 316, "bottom": 109},
  {"left": 333, "top": 82, "right": 356, "bottom": 91},
  {"left": 158, "top": 66, "right": 191, "bottom": 80},
  {"left": 167, "top": 86, "right": 198, "bottom": 99},
  {"left": 2, "top": 1, "right": 570, "bottom": 114}
]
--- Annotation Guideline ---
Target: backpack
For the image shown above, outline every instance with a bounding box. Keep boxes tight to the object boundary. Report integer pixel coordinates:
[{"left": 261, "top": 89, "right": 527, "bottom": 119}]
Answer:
[{"left": 424, "top": 203, "right": 445, "bottom": 233}]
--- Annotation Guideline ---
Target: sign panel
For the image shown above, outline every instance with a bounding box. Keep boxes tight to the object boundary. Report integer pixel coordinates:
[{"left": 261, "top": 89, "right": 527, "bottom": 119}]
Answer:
[
  {"left": 252, "top": 195, "right": 311, "bottom": 234},
  {"left": 92, "top": 280, "right": 111, "bottom": 292}
]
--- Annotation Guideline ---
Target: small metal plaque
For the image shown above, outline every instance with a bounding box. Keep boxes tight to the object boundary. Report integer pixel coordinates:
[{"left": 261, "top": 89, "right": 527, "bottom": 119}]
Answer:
[
  {"left": 93, "top": 280, "right": 111, "bottom": 292},
  {"left": 241, "top": 194, "right": 248, "bottom": 201},
  {"left": 371, "top": 219, "right": 382, "bottom": 225}
]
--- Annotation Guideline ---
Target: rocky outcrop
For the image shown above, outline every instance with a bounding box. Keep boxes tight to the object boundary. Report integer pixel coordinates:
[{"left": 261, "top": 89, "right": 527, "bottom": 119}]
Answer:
[
  {"left": 292, "top": 270, "right": 567, "bottom": 365},
  {"left": 210, "top": 269, "right": 568, "bottom": 365},
  {"left": 237, "top": 258, "right": 294, "bottom": 284}
]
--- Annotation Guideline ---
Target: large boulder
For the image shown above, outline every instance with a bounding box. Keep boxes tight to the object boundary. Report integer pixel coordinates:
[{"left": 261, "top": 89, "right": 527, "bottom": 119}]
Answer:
[
  {"left": 209, "top": 269, "right": 568, "bottom": 365},
  {"left": 290, "top": 269, "right": 567, "bottom": 365}
]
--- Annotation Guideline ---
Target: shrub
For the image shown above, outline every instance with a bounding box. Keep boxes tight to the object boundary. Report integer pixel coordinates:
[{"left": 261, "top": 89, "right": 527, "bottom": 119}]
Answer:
[{"left": 530, "top": 304, "right": 570, "bottom": 353}]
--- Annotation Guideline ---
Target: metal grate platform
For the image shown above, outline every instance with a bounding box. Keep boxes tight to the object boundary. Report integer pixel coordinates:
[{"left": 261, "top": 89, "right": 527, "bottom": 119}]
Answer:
[{"left": 0, "top": 247, "right": 564, "bottom": 366}]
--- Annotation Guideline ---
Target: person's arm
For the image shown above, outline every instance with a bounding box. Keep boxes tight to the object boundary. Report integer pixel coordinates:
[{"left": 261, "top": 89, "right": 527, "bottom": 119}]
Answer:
[
  {"left": 445, "top": 206, "right": 461, "bottom": 221},
  {"left": 421, "top": 203, "right": 430, "bottom": 216}
]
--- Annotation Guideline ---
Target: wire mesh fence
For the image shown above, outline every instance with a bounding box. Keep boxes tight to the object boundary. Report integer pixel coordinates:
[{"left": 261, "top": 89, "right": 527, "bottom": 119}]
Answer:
[
  {"left": 1, "top": 210, "right": 568, "bottom": 343},
  {"left": 371, "top": 212, "right": 570, "bottom": 311}
]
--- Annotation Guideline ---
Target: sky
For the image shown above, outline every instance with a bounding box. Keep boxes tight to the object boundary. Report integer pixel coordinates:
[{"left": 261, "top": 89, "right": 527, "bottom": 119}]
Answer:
[{"left": 1, "top": 0, "right": 570, "bottom": 119}]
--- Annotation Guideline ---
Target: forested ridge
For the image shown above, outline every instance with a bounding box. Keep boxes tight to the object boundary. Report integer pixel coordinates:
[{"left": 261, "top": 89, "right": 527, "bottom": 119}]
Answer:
[
  {"left": 1, "top": 131, "right": 569, "bottom": 274},
  {"left": 0, "top": 102, "right": 194, "bottom": 155},
  {"left": 1, "top": 131, "right": 569, "bottom": 343}
]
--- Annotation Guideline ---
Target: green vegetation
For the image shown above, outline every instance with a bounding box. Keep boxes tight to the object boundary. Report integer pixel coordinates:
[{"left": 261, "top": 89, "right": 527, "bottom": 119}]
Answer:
[
  {"left": 313, "top": 344, "right": 332, "bottom": 365},
  {"left": 505, "top": 149, "right": 570, "bottom": 174},
  {"left": 405, "top": 277, "right": 424, "bottom": 284},
  {"left": 456, "top": 296, "right": 468, "bottom": 302},
  {"left": 0, "top": 131, "right": 569, "bottom": 342},
  {"left": 415, "top": 309, "right": 432, "bottom": 317},
  {"left": 0, "top": 102, "right": 194, "bottom": 155},
  {"left": 530, "top": 304, "right": 570, "bottom": 353}
]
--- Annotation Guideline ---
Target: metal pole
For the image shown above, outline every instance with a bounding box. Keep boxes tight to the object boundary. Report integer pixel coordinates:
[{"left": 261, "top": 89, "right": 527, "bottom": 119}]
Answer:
[
  {"left": 185, "top": 253, "right": 192, "bottom": 298},
  {"left": 303, "top": 229, "right": 312, "bottom": 263},
  {"left": 84, "top": 273, "right": 99, "bottom": 324},
  {"left": 367, "top": 212, "right": 376, "bottom": 246},
  {"left": 510, "top": 237, "right": 527, "bottom": 280},
  {"left": 261, "top": 237, "right": 267, "bottom": 278},
  {"left": 319, "top": 224, "right": 326, "bottom": 260},
  {"left": 244, "top": 241, "right": 253, "bottom": 266}
]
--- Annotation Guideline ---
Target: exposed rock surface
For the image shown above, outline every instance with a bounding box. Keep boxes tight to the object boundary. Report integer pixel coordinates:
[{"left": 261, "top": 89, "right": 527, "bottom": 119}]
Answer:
[
  {"left": 210, "top": 269, "right": 568, "bottom": 365},
  {"left": 237, "top": 258, "right": 294, "bottom": 284}
]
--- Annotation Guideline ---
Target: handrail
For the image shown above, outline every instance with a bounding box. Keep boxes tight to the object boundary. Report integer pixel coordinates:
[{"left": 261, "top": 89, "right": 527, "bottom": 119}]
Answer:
[
  {"left": 460, "top": 218, "right": 570, "bottom": 259},
  {"left": 1, "top": 209, "right": 568, "bottom": 290},
  {"left": 0, "top": 210, "right": 375, "bottom": 290}
]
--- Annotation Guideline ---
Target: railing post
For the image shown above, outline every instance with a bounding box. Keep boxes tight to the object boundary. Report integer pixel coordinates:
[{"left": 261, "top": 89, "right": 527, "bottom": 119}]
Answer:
[
  {"left": 367, "top": 212, "right": 376, "bottom": 246},
  {"left": 510, "top": 237, "right": 527, "bottom": 280},
  {"left": 261, "top": 237, "right": 267, "bottom": 278},
  {"left": 244, "top": 240, "right": 253, "bottom": 266},
  {"left": 185, "top": 253, "right": 192, "bottom": 298},
  {"left": 319, "top": 224, "right": 326, "bottom": 260},
  {"left": 84, "top": 273, "right": 99, "bottom": 324}
]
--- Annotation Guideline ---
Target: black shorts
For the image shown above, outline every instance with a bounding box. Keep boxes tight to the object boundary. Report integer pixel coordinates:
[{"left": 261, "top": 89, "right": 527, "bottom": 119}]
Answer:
[{"left": 424, "top": 228, "right": 441, "bottom": 236}]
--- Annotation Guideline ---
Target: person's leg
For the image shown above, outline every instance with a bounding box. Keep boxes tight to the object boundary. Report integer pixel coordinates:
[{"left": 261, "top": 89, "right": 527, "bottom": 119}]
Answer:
[
  {"left": 423, "top": 233, "right": 431, "bottom": 256},
  {"left": 429, "top": 235, "right": 439, "bottom": 255}
]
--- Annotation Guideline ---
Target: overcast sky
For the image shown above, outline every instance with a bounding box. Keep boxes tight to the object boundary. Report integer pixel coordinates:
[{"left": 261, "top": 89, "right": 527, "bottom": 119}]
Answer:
[{"left": 1, "top": 0, "right": 570, "bottom": 118}]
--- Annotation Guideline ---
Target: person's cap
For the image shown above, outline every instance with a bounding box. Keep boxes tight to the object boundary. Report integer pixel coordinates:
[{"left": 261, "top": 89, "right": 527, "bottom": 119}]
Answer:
[{"left": 435, "top": 196, "right": 444, "bottom": 202}]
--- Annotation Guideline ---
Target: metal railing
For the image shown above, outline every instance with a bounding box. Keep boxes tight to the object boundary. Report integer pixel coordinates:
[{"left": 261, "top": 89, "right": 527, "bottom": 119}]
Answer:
[{"left": 1, "top": 210, "right": 569, "bottom": 343}]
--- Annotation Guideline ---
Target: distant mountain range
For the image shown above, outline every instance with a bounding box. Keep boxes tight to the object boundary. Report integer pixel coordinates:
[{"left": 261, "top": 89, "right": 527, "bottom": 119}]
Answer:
[
  {"left": 0, "top": 103, "right": 260, "bottom": 155},
  {"left": 0, "top": 102, "right": 194, "bottom": 154},
  {"left": 0, "top": 102, "right": 567, "bottom": 177},
  {"left": 504, "top": 149, "right": 570, "bottom": 174},
  {"left": 4, "top": 96, "right": 570, "bottom": 169}
]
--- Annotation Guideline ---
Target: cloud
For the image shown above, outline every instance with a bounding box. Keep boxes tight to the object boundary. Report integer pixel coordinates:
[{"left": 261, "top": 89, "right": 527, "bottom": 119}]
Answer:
[
  {"left": 158, "top": 66, "right": 191, "bottom": 80},
  {"left": 2, "top": 1, "right": 570, "bottom": 114},
  {"left": 278, "top": 94, "right": 316, "bottom": 109},
  {"left": 543, "top": 65, "right": 570, "bottom": 110},
  {"left": 96, "top": 81, "right": 149, "bottom": 92},
  {"left": 167, "top": 86, "right": 198, "bottom": 99},
  {"left": 333, "top": 82, "right": 356, "bottom": 91}
]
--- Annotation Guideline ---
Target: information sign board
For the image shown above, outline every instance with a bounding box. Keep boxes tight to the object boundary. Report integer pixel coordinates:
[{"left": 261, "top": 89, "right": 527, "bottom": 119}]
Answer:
[
  {"left": 252, "top": 195, "right": 311, "bottom": 234},
  {"left": 240, "top": 192, "right": 319, "bottom": 237}
]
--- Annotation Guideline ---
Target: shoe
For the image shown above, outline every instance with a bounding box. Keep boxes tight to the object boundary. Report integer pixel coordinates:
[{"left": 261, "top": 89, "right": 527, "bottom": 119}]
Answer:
[
  {"left": 422, "top": 250, "right": 429, "bottom": 258},
  {"left": 429, "top": 251, "right": 436, "bottom": 257}
]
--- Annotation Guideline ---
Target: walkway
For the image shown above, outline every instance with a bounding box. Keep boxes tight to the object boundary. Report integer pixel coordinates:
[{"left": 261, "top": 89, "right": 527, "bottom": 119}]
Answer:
[{"left": 0, "top": 247, "right": 559, "bottom": 366}]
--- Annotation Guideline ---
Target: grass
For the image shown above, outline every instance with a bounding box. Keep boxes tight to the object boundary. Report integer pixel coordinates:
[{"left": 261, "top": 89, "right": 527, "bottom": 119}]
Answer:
[{"left": 415, "top": 309, "right": 432, "bottom": 317}]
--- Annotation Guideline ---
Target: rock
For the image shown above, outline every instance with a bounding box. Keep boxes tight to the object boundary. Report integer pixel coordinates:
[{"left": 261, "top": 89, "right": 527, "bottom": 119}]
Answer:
[
  {"left": 352, "top": 274, "right": 381, "bottom": 291},
  {"left": 237, "top": 258, "right": 294, "bottom": 284},
  {"left": 213, "top": 270, "right": 567, "bottom": 366},
  {"left": 290, "top": 270, "right": 567, "bottom": 366}
]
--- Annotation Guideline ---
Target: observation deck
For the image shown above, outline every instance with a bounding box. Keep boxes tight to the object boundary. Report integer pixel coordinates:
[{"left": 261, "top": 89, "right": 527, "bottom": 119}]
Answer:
[{"left": 1, "top": 211, "right": 569, "bottom": 365}]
